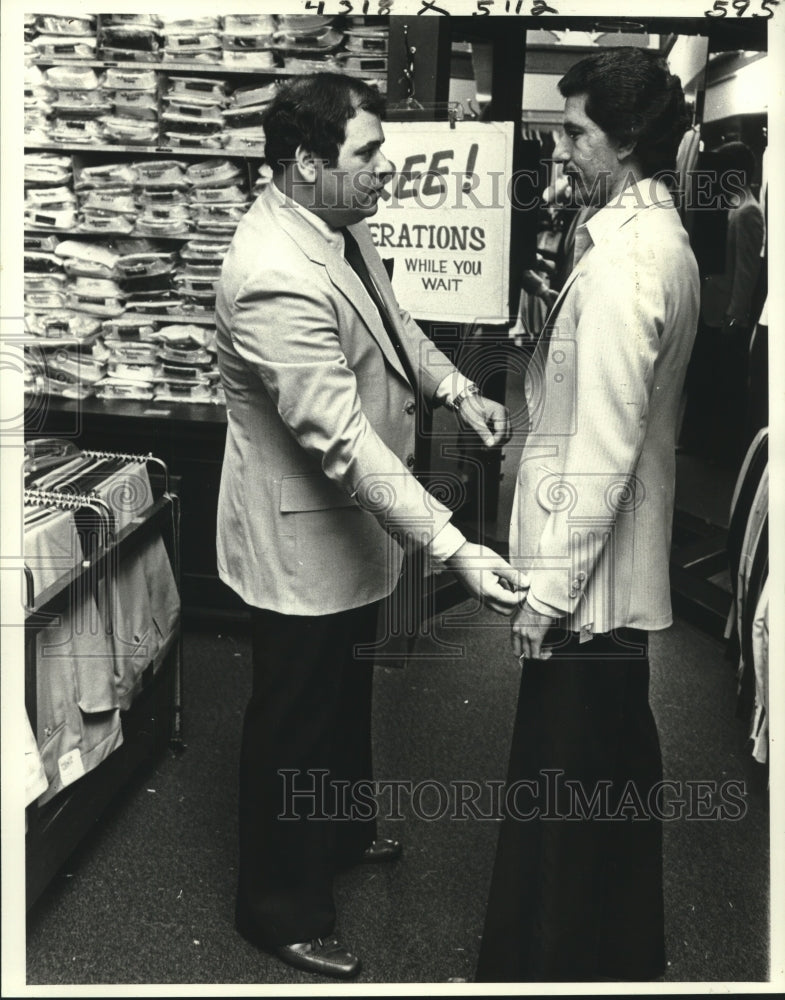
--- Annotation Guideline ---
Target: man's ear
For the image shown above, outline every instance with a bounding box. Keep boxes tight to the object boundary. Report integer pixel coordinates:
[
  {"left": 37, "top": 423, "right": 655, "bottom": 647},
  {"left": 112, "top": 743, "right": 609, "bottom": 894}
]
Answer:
[
  {"left": 615, "top": 139, "right": 637, "bottom": 164},
  {"left": 295, "top": 144, "right": 318, "bottom": 182}
]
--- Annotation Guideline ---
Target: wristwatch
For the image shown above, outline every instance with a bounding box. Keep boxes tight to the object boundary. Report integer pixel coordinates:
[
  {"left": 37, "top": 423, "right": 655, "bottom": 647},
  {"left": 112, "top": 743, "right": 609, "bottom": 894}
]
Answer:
[{"left": 451, "top": 383, "right": 480, "bottom": 412}]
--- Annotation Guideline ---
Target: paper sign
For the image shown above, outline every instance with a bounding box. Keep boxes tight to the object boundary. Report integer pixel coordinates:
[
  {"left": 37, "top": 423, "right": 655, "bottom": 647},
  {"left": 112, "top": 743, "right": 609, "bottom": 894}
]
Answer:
[{"left": 371, "top": 121, "right": 515, "bottom": 324}]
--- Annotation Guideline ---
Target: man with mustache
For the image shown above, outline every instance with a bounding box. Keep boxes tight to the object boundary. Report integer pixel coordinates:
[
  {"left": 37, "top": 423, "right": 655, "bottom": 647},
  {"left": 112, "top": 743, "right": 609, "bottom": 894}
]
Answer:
[
  {"left": 215, "top": 73, "right": 521, "bottom": 979},
  {"left": 476, "top": 47, "right": 700, "bottom": 982}
]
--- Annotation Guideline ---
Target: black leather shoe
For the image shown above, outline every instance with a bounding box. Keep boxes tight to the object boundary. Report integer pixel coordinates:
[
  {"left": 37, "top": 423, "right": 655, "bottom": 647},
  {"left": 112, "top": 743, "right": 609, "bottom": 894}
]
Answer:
[
  {"left": 361, "top": 837, "right": 402, "bottom": 863},
  {"left": 274, "top": 937, "right": 361, "bottom": 978}
]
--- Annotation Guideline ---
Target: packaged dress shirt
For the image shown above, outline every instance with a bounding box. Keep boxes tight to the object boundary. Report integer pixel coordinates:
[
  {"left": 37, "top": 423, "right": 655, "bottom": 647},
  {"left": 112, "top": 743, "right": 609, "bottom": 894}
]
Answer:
[
  {"left": 101, "top": 317, "right": 158, "bottom": 341},
  {"left": 103, "top": 67, "right": 157, "bottom": 91},
  {"left": 94, "top": 377, "right": 155, "bottom": 401},
  {"left": 50, "top": 118, "right": 106, "bottom": 145},
  {"left": 25, "top": 154, "right": 72, "bottom": 187},
  {"left": 24, "top": 251, "right": 64, "bottom": 273},
  {"left": 101, "top": 116, "right": 159, "bottom": 145},
  {"left": 189, "top": 183, "right": 246, "bottom": 204},
  {"left": 223, "top": 14, "right": 277, "bottom": 35},
  {"left": 79, "top": 186, "right": 137, "bottom": 215},
  {"left": 75, "top": 162, "right": 139, "bottom": 189},
  {"left": 185, "top": 159, "right": 242, "bottom": 188},
  {"left": 25, "top": 272, "right": 67, "bottom": 295},
  {"left": 99, "top": 24, "right": 161, "bottom": 55},
  {"left": 166, "top": 76, "right": 227, "bottom": 100},
  {"left": 39, "top": 312, "right": 103, "bottom": 341},
  {"left": 25, "top": 205, "right": 78, "bottom": 231},
  {"left": 115, "top": 251, "right": 177, "bottom": 280},
  {"left": 55, "top": 240, "right": 120, "bottom": 269},
  {"left": 35, "top": 13, "right": 96, "bottom": 35},
  {"left": 32, "top": 34, "right": 98, "bottom": 59},
  {"left": 222, "top": 49, "right": 276, "bottom": 70},
  {"left": 102, "top": 14, "right": 161, "bottom": 29},
  {"left": 43, "top": 65, "right": 102, "bottom": 90},
  {"left": 110, "top": 90, "right": 159, "bottom": 120},
  {"left": 25, "top": 233, "right": 61, "bottom": 253},
  {"left": 26, "top": 184, "right": 76, "bottom": 207},
  {"left": 133, "top": 159, "right": 189, "bottom": 188},
  {"left": 78, "top": 209, "right": 136, "bottom": 236}
]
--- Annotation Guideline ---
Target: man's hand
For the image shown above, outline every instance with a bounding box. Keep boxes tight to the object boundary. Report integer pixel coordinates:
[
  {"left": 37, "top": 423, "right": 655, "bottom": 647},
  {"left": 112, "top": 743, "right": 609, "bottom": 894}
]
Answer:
[
  {"left": 511, "top": 599, "right": 559, "bottom": 661},
  {"left": 446, "top": 541, "right": 528, "bottom": 616},
  {"left": 457, "top": 394, "right": 512, "bottom": 448}
]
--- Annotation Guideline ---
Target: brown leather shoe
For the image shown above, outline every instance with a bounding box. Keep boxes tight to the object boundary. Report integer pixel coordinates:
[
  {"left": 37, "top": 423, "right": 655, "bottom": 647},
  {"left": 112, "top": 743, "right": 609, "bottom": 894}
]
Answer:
[
  {"left": 361, "top": 837, "right": 402, "bottom": 863},
  {"left": 274, "top": 937, "right": 361, "bottom": 978}
]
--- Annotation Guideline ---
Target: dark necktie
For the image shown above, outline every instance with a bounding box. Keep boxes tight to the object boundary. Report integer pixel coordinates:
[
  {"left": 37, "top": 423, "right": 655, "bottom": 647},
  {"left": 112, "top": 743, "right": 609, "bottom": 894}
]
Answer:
[{"left": 341, "top": 228, "right": 416, "bottom": 389}]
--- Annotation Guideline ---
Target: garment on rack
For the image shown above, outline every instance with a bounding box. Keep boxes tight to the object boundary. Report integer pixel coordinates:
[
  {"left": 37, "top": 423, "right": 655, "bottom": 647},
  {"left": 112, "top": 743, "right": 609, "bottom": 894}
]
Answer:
[
  {"left": 35, "top": 584, "right": 124, "bottom": 805},
  {"left": 25, "top": 712, "right": 49, "bottom": 808},
  {"left": 750, "top": 577, "right": 769, "bottom": 764}
]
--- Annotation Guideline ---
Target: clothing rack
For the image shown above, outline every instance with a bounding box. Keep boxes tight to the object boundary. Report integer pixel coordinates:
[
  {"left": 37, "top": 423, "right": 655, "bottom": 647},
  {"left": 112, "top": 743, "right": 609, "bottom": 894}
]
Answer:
[{"left": 24, "top": 448, "right": 183, "bottom": 909}]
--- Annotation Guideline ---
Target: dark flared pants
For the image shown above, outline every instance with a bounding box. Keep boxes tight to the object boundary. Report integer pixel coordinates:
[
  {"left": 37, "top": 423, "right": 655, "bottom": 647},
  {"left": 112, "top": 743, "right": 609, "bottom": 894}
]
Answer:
[
  {"left": 476, "top": 627, "right": 665, "bottom": 983},
  {"left": 236, "top": 603, "right": 380, "bottom": 947}
]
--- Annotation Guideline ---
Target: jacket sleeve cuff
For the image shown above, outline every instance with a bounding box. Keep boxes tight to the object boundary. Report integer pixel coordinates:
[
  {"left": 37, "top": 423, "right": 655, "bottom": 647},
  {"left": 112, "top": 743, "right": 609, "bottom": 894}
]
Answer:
[
  {"left": 525, "top": 591, "right": 565, "bottom": 619},
  {"left": 428, "top": 521, "right": 466, "bottom": 563}
]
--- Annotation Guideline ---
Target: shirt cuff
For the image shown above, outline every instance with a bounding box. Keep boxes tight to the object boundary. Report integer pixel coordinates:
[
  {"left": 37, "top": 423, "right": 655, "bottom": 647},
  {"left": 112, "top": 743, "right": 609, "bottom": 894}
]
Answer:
[
  {"left": 525, "top": 591, "right": 565, "bottom": 619},
  {"left": 434, "top": 372, "right": 474, "bottom": 409},
  {"left": 428, "top": 521, "right": 466, "bottom": 566}
]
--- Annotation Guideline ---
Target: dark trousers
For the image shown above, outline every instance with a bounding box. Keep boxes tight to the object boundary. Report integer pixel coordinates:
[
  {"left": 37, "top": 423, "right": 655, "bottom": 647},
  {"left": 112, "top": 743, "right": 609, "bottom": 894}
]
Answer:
[
  {"left": 476, "top": 628, "right": 665, "bottom": 983},
  {"left": 236, "top": 603, "right": 380, "bottom": 947}
]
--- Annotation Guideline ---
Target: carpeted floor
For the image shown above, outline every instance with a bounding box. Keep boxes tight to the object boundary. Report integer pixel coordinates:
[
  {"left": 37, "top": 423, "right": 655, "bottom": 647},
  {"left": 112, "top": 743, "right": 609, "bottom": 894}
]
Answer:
[{"left": 24, "top": 604, "right": 769, "bottom": 988}]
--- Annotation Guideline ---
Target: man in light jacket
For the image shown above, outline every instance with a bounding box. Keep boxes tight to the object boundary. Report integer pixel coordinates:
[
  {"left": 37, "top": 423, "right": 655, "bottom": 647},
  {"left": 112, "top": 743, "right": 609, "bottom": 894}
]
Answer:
[
  {"left": 215, "top": 73, "right": 521, "bottom": 979},
  {"left": 477, "top": 47, "right": 700, "bottom": 982}
]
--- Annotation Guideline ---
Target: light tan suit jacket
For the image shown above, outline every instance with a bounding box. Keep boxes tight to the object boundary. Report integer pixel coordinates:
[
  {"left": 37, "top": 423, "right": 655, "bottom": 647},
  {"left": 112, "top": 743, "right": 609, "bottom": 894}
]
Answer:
[
  {"left": 215, "top": 183, "right": 460, "bottom": 614},
  {"left": 510, "top": 179, "right": 700, "bottom": 634}
]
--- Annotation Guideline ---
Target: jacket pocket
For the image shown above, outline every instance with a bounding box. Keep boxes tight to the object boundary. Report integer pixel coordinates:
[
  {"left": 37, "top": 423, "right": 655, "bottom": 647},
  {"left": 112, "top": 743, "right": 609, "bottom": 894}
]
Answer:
[{"left": 279, "top": 474, "right": 356, "bottom": 513}]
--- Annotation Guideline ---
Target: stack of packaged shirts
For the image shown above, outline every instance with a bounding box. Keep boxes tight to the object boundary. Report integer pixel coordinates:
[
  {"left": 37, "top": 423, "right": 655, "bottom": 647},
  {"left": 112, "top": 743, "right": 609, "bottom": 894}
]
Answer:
[
  {"left": 29, "top": 13, "right": 98, "bottom": 60},
  {"left": 94, "top": 322, "right": 220, "bottom": 403},
  {"left": 74, "top": 160, "right": 137, "bottom": 235},
  {"left": 339, "top": 19, "right": 389, "bottom": 85},
  {"left": 24, "top": 309, "right": 103, "bottom": 402},
  {"left": 24, "top": 170, "right": 77, "bottom": 232},
  {"left": 222, "top": 81, "right": 275, "bottom": 152},
  {"left": 99, "top": 13, "right": 161, "bottom": 62},
  {"left": 101, "top": 66, "right": 159, "bottom": 145},
  {"left": 23, "top": 236, "right": 105, "bottom": 351},
  {"left": 161, "top": 75, "right": 228, "bottom": 151},
  {"left": 160, "top": 17, "right": 223, "bottom": 64},
  {"left": 154, "top": 326, "right": 220, "bottom": 403},
  {"left": 274, "top": 15, "right": 345, "bottom": 72},
  {"left": 25, "top": 63, "right": 54, "bottom": 143},
  {"left": 185, "top": 160, "right": 249, "bottom": 240},
  {"left": 133, "top": 159, "right": 192, "bottom": 239},
  {"left": 175, "top": 234, "right": 224, "bottom": 316},
  {"left": 24, "top": 13, "right": 37, "bottom": 44},
  {"left": 114, "top": 237, "right": 182, "bottom": 315},
  {"left": 24, "top": 234, "right": 66, "bottom": 314},
  {"left": 24, "top": 152, "right": 73, "bottom": 233},
  {"left": 41, "top": 65, "right": 107, "bottom": 145},
  {"left": 221, "top": 14, "right": 277, "bottom": 71}
]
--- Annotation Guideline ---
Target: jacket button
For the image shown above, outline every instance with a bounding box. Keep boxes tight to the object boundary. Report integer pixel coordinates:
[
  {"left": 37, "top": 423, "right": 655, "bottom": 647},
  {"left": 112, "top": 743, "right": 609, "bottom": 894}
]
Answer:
[
  {"left": 404, "top": 400, "right": 416, "bottom": 415},
  {"left": 406, "top": 454, "right": 415, "bottom": 468}
]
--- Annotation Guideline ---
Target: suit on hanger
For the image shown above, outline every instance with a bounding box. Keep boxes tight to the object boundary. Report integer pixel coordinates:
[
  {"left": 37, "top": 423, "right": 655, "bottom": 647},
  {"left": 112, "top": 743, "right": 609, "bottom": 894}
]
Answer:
[{"left": 215, "top": 181, "right": 465, "bottom": 946}]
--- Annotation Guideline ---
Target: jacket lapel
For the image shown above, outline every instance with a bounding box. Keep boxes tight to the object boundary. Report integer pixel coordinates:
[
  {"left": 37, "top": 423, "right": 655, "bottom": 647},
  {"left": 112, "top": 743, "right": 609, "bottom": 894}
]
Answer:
[{"left": 267, "top": 189, "right": 410, "bottom": 384}]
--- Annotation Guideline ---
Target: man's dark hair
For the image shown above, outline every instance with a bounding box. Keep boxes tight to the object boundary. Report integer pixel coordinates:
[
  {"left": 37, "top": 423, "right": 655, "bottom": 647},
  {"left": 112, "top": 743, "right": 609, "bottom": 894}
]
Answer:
[
  {"left": 558, "top": 47, "right": 690, "bottom": 177},
  {"left": 262, "top": 73, "right": 386, "bottom": 174},
  {"left": 713, "top": 140, "right": 757, "bottom": 185}
]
